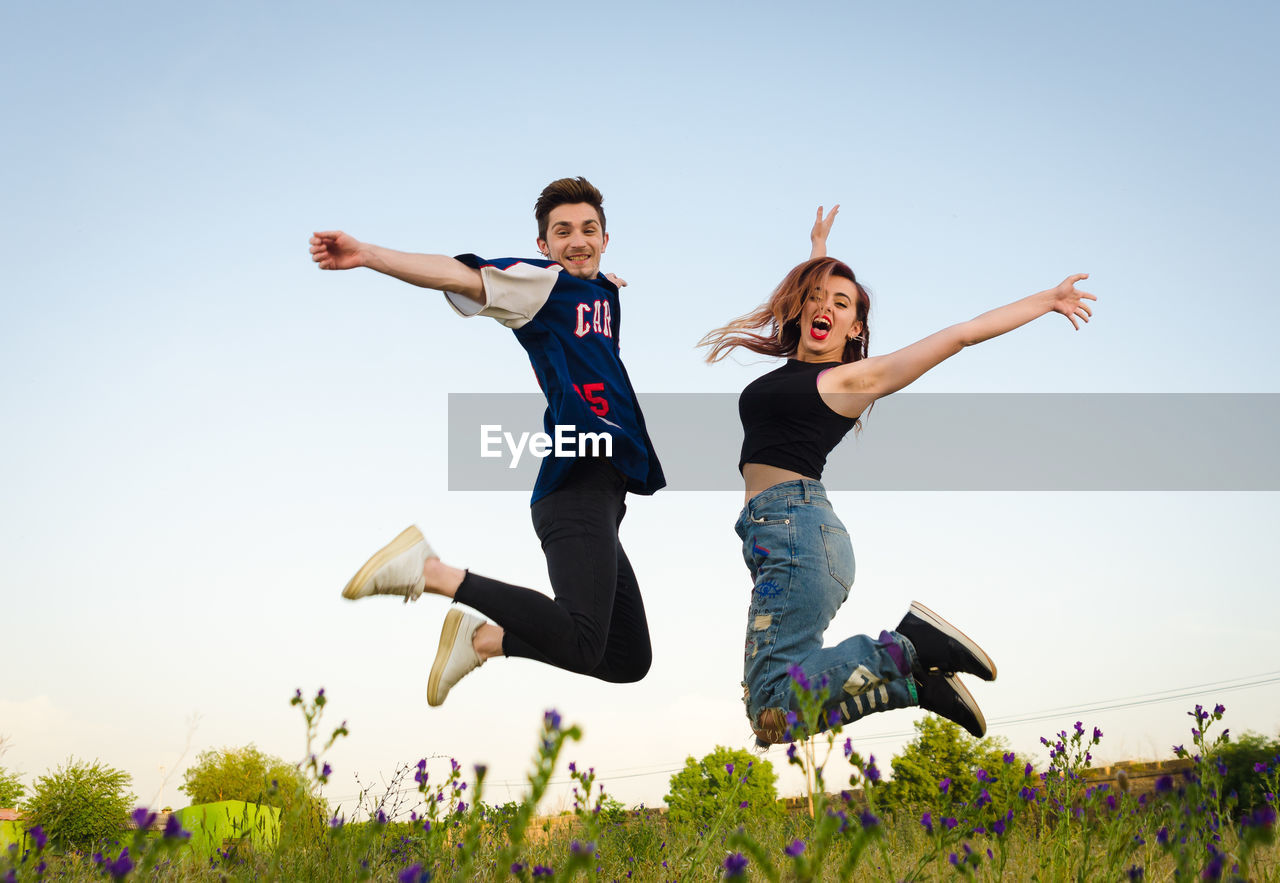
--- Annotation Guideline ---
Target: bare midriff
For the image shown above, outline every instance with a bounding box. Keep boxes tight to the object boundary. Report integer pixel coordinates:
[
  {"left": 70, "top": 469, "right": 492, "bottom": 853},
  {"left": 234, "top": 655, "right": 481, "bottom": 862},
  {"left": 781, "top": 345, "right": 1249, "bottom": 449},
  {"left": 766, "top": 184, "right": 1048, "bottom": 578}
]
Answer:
[{"left": 742, "top": 462, "right": 818, "bottom": 505}]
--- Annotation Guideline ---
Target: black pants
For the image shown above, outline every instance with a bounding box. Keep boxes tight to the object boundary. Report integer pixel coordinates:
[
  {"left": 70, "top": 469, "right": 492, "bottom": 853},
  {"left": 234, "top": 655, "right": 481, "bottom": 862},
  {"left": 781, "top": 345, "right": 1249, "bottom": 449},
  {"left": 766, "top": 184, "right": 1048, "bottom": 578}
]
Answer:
[{"left": 453, "top": 457, "right": 652, "bottom": 683}]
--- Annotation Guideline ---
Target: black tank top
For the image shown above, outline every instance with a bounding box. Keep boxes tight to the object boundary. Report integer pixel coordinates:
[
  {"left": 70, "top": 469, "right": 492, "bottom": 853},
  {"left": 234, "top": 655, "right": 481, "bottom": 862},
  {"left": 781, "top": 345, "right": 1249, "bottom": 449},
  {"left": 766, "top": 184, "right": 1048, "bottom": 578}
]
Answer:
[{"left": 738, "top": 359, "right": 857, "bottom": 479}]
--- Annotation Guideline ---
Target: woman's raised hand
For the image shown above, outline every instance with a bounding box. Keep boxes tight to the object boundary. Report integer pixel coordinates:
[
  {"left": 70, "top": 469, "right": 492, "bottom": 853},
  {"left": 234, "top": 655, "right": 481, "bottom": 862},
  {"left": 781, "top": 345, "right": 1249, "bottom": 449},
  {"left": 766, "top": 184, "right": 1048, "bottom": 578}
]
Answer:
[
  {"left": 809, "top": 204, "right": 840, "bottom": 260},
  {"left": 1050, "top": 273, "right": 1097, "bottom": 330}
]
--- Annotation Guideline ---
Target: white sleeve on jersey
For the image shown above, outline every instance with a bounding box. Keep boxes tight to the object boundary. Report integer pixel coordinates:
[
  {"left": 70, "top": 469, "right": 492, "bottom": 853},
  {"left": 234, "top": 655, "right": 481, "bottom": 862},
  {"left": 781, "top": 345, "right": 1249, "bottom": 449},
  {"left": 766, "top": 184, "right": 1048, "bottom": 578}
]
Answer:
[{"left": 443, "top": 262, "right": 560, "bottom": 329}]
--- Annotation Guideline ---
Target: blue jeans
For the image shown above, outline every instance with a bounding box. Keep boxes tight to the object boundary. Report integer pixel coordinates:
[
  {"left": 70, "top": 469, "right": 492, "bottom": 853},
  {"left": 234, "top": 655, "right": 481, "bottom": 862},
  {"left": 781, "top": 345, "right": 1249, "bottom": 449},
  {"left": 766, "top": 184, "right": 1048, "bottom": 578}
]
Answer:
[{"left": 735, "top": 480, "right": 919, "bottom": 733}]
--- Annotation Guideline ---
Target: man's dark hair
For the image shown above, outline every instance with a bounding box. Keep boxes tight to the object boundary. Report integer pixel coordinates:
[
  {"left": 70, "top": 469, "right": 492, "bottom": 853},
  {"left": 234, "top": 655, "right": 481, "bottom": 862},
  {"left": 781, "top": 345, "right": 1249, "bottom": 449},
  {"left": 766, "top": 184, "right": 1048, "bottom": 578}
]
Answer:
[{"left": 535, "top": 177, "right": 606, "bottom": 241}]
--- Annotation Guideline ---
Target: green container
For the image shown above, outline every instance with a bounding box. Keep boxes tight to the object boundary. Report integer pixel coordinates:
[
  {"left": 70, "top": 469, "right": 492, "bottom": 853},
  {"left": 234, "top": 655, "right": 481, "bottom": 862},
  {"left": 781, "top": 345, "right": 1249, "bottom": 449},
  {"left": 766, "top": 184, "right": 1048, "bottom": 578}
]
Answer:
[{"left": 172, "top": 800, "right": 280, "bottom": 858}]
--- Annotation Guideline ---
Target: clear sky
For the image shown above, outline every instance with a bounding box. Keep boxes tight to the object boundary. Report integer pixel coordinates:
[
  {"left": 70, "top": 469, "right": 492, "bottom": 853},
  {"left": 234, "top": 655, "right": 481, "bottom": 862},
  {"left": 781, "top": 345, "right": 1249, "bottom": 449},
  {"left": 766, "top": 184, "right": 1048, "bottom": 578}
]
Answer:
[{"left": 2, "top": 1, "right": 1278, "bottom": 815}]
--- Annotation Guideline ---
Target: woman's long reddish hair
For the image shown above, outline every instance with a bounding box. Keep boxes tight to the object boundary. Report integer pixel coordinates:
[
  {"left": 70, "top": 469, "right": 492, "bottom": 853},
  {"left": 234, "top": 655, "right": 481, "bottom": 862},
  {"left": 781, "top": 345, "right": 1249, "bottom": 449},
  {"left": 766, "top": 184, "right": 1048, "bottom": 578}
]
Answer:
[{"left": 699, "top": 257, "right": 871, "bottom": 364}]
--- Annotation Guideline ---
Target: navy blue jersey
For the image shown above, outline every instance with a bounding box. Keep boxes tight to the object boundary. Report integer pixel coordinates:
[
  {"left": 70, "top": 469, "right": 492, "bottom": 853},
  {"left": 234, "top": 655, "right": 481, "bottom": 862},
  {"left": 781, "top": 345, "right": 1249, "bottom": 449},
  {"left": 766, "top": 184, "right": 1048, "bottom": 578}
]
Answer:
[{"left": 447, "top": 255, "right": 665, "bottom": 503}]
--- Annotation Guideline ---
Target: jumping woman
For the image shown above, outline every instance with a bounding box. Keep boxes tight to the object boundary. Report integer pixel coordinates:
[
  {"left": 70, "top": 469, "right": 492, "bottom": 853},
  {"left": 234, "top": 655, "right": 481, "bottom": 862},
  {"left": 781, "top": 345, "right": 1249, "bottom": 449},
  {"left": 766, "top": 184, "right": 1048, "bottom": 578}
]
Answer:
[{"left": 700, "top": 207, "right": 1096, "bottom": 745}]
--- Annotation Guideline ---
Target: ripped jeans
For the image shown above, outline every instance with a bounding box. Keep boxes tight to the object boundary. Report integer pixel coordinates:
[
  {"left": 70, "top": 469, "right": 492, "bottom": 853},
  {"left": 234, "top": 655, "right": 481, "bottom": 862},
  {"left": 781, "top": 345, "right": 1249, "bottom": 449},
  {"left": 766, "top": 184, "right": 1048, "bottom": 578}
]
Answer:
[{"left": 735, "top": 480, "right": 919, "bottom": 734}]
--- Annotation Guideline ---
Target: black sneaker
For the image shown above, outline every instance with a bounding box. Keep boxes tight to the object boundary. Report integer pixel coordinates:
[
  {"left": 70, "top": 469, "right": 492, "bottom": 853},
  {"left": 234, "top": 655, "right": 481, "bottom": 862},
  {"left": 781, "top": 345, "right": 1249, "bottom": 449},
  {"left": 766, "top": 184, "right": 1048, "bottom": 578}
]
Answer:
[
  {"left": 916, "top": 673, "right": 987, "bottom": 738},
  {"left": 897, "top": 601, "right": 997, "bottom": 681}
]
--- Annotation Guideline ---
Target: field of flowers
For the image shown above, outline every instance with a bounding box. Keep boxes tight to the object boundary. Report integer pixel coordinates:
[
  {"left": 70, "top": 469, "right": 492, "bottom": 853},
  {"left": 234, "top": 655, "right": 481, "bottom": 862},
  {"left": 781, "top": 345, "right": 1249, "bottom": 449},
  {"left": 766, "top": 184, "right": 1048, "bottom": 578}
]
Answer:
[{"left": 3, "top": 680, "right": 1277, "bottom": 882}]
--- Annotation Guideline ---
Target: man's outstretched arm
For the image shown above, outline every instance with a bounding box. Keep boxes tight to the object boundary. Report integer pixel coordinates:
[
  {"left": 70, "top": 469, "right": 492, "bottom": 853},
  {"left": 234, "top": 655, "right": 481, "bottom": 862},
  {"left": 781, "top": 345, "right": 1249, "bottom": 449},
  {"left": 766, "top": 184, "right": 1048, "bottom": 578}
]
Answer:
[{"left": 310, "top": 230, "right": 485, "bottom": 304}]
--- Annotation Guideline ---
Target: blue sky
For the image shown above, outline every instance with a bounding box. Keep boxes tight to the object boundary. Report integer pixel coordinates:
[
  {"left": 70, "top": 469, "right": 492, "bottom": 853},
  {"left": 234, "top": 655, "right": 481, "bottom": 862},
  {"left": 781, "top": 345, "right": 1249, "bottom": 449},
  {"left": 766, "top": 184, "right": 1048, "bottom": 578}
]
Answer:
[{"left": 2, "top": 1, "right": 1277, "bottom": 813}]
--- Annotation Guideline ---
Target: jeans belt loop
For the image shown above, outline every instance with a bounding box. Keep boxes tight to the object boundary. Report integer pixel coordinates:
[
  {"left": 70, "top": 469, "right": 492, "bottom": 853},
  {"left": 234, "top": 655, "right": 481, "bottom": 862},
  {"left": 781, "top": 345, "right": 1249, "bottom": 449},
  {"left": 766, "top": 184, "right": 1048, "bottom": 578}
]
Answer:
[{"left": 803, "top": 481, "right": 811, "bottom": 503}]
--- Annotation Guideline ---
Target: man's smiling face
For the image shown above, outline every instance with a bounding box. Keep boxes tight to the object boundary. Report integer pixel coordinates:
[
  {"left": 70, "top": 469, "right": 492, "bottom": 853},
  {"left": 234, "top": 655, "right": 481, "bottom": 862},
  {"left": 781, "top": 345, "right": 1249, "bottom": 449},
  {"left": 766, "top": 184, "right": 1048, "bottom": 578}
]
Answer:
[{"left": 537, "top": 203, "right": 608, "bottom": 279}]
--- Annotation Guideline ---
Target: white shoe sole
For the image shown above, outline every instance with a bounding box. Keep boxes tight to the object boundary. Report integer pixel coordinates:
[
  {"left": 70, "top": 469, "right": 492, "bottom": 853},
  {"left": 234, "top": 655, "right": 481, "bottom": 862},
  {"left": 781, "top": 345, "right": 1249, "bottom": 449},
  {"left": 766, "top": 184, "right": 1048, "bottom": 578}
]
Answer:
[
  {"left": 908, "top": 600, "right": 998, "bottom": 681},
  {"left": 428, "top": 608, "right": 466, "bottom": 707},
  {"left": 947, "top": 674, "right": 987, "bottom": 737},
  {"left": 342, "top": 525, "right": 425, "bottom": 600}
]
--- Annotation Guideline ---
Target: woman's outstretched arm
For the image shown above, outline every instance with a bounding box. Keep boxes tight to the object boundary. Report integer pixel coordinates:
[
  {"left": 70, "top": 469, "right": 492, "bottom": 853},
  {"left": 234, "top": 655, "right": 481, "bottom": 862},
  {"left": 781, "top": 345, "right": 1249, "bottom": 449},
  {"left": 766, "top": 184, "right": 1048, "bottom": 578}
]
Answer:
[{"left": 825, "top": 274, "right": 1096, "bottom": 403}]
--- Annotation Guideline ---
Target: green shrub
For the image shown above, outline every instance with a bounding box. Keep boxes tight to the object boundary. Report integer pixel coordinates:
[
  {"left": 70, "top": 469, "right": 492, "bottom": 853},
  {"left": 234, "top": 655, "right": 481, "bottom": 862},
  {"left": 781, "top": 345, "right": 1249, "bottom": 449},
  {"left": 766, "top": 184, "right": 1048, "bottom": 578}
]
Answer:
[
  {"left": 1212, "top": 729, "right": 1280, "bottom": 813},
  {"left": 180, "top": 744, "right": 326, "bottom": 826},
  {"left": 882, "top": 714, "right": 1011, "bottom": 812},
  {"left": 22, "top": 757, "right": 134, "bottom": 852},
  {"left": 665, "top": 745, "right": 781, "bottom": 827},
  {"left": 0, "top": 767, "right": 24, "bottom": 807}
]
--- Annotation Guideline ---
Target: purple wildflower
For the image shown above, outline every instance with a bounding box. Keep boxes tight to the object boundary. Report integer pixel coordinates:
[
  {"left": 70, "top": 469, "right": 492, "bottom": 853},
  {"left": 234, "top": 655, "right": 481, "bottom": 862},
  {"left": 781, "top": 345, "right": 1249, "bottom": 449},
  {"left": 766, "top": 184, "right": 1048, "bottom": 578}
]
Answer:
[
  {"left": 1020, "top": 786, "right": 1037, "bottom": 802},
  {"left": 939, "top": 777, "right": 952, "bottom": 794},
  {"left": 921, "top": 811, "right": 934, "bottom": 834},
  {"left": 321, "top": 762, "right": 332, "bottom": 781},
  {"left": 1075, "top": 721, "right": 1085, "bottom": 736},
  {"left": 1157, "top": 826, "right": 1169, "bottom": 845},
  {"left": 943, "top": 816, "right": 958, "bottom": 830},
  {"left": 739, "top": 800, "right": 748, "bottom": 809},
  {"left": 1243, "top": 806, "right": 1277, "bottom": 829},
  {"left": 1002, "top": 752, "right": 1015, "bottom": 764},
  {"left": 725, "top": 762, "right": 734, "bottom": 775},
  {"left": 948, "top": 853, "right": 960, "bottom": 866},
  {"left": 106, "top": 848, "right": 134, "bottom": 881},
  {"left": 865, "top": 756, "right": 881, "bottom": 783},
  {"left": 163, "top": 814, "right": 191, "bottom": 840},
  {"left": 976, "top": 789, "right": 991, "bottom": 808},
  {"left": 532, "top": 865, "right": 553, "bottom": 877},
  {"left": 544, "top": 709, "right": 562, "bottom": 731},
  {"left": 1128, "top": 866, "right": 1145, "bottom": 881},
  {"left": 859, "top": 809, "right": 879, "bottom": 829},
  {"left": 992, "top": 819, "right": 1006, "bottom": 836},
  {"left": 398, "top": 863, "right": 429, "bottom": 883},
  {"left": 132, "top": 807, "right": 157, "bottom": 830},
  {"left": 1094, "top": 727, "right": 1103, "bottom": 741},
  {"left": 1255, "top": 762, "right": 1268, "bottom": 774},
  {"left": 1214, "top": 703, "right": 1225, "bottom": 716},
  {"left": 786, "top": 665, "right": 811, "bottom": 692},
  {"left": 843, "top": 737, "right": 853, "bottom": 758},
  {"left": 722, "top": 852, "right": 749, "bottom": 879},
  {"left": 975, "top": 768, "right": 990, "bottom": 782},
  {"left": 784, "top": 839, "right": 806, "bottom": 857},
  {"left": 330, "top": 815, "right": 344, "bottom": 829},
  {"left": 28, "top": 826, "right": 47, "bottom": 851}
]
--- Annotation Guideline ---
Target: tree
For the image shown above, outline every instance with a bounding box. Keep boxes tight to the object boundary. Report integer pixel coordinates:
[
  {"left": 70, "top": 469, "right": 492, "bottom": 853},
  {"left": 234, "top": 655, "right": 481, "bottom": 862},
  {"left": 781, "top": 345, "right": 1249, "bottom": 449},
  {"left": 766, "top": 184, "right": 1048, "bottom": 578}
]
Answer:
[
  {"left": 665, "top": 746, "right": 782, "bottom": 827},
  {"left": 22, "top": 758, "right": 134, "bottom": 852},
  {"left": 0, "top": 767, "right": 24, "bottom": 807},
  {"left": 883, "top": 715, "right": 1010, "bottom": 811},
  {"left": 180, "top": 744, "right": 325, "bottom": 821},
  {"left": 1212, "top": 730, "right": 1280, "bottom": 814}
]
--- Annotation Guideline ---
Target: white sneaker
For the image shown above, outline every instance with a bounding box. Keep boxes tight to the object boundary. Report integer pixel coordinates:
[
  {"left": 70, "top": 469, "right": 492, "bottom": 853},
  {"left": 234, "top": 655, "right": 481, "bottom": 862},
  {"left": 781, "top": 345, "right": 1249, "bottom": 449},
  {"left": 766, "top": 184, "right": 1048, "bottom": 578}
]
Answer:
[
  {"left": 427, "top": 609, "right": 485, "bottom": 707},
  {"left": 342, "top": 525, "right": 433, "bottom": 602}
]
